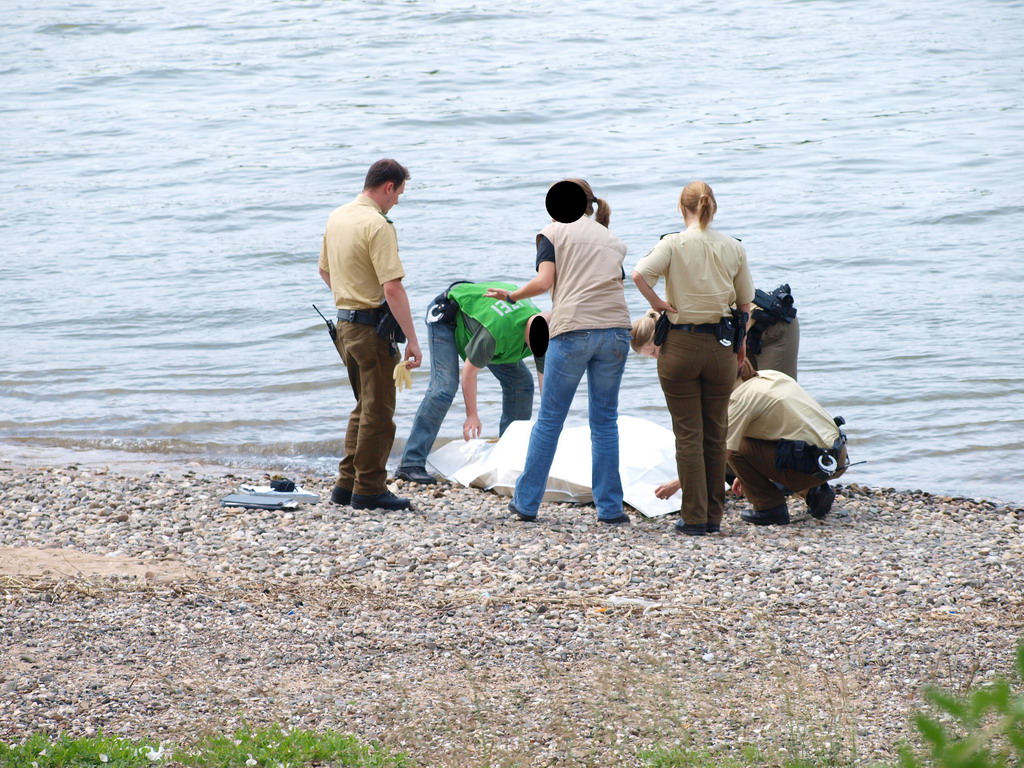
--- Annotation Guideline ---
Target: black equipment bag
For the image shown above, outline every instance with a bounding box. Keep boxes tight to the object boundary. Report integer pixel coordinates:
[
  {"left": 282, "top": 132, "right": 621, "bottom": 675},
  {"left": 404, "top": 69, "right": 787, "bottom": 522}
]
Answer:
[
  {"left": 428, "top": 279, "right": 473, "bottom": 327},
  {"left": 375, "top": 301, "right": 407, "bottom": 345}
]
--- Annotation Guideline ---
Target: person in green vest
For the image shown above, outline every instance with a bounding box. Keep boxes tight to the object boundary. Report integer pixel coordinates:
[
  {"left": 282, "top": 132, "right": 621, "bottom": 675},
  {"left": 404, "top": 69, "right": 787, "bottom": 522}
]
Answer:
[{"left": 395, "top": 281, "right": 549, "bottom": 485}]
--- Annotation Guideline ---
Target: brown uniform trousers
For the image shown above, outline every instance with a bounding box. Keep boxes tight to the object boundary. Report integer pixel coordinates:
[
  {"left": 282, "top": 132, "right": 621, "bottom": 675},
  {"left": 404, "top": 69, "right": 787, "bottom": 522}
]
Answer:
[
  {"left": 658, "top": 329, "right": 737, "bottom": 527},
  {"left": 334, "top": 321, "right": 400, "bottom": 495},
  {"left": 729, "top": 437, "right": 848, "bottom": 511},
  {"left": 750, "top": 316, "right": 799, "bottom": 380}
]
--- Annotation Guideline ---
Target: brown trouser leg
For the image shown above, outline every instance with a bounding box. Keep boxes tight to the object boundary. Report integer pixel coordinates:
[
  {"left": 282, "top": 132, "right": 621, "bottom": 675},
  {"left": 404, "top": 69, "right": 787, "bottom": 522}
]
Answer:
[
  {"left": 750, "top": 317, "right": 799, "bottom": 380},
  {"left": 334, "top": 322, "right": 400, "bottom": 496},
  {"left": 658, "top": 330, "right": 737, "bottom": 526},
  {"left": 729, "top": 438, "right": 848, "bottom": 511}
]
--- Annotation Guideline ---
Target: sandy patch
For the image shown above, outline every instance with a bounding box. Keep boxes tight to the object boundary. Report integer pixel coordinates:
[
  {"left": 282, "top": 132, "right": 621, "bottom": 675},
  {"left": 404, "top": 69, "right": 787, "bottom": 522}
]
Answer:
[{"left": 0, "top": 546, "right": 197, "bottom": 583}]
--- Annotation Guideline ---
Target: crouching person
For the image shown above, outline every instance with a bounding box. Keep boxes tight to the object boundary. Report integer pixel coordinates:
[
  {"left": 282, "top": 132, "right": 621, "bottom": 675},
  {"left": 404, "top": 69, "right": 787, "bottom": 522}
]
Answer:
[
  {"left": 395, "top": 281, "right": 550, "bottom": 484},
  {"left": 728, "top": 360, "right": 849, "bottom": 525}
]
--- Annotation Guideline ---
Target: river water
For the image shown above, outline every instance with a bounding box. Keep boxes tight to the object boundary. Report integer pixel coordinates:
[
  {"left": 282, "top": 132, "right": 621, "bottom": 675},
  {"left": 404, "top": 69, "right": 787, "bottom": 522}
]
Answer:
[{"left": 3, "top": 0, "right": 1023, "bottom": 504}]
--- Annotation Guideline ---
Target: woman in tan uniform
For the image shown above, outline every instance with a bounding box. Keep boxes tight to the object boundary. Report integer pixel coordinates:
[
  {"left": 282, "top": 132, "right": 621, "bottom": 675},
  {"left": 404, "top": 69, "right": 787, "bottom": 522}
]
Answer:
[{"left": 632, "top": 181, "right": 754, "bottom": 536}]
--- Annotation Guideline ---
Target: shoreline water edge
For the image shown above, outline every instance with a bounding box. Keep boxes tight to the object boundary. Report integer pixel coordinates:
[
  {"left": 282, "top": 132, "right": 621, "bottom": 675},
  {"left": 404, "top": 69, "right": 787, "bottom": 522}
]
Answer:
[{"left": 1, "top": 457, "right": 1021, "bottom": 766}]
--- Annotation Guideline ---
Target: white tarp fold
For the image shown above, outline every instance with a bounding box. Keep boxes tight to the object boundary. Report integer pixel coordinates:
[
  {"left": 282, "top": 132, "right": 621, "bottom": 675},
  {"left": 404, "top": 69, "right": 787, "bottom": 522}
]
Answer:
[{"left": 426, "top": 415, "right": 682, "bottom": 518}]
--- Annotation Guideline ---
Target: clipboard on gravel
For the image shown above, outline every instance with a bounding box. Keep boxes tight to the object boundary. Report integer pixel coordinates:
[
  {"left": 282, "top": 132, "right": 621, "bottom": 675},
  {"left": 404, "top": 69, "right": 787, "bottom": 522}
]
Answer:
[
  {"left": 239, "top": 484, "right": 320, "bottom": 503},
  {"left": 220, "top": 493, "right": 299, "bottom": 511}
]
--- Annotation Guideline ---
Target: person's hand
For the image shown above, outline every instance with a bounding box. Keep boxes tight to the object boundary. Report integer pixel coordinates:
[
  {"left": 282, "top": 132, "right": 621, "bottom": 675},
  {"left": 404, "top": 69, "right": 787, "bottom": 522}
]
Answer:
[
  {"left": 655, "top": 479, "right": 681, "bottom": 499},
  {"left": 463, "top": 415, "right": 482, "bottom": 441},
  {"left": 650, "top": 297, "right": 678, "bottom": 315},
  {"left": 483, "top": 288, "right": 514, "bottom": 302},
  {"left": 404, "top": 340, "right": 422, "bottom": 369},
  {"left": 731, "top": 477, "right": 744, "bottom": 497},
  {"left": 736, "top": 341, "right": 747, "bottom": 368}
]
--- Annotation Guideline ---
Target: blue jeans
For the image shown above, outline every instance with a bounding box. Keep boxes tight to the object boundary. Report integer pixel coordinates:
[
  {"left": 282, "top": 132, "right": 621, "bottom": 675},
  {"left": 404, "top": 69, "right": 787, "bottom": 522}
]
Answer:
[
  {"left": 512, "top": 328, "right": 630, "bottom": 521},
  {"left": 400, "top": 314, "right": 534, "bottom": 469}
]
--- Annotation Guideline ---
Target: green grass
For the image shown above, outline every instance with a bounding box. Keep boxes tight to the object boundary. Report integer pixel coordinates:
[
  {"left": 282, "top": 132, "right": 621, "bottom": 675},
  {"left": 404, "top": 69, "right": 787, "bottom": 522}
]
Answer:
[
  {"left": 0, "top": 725, "right": 409, "bottom": 768},
  {"left": 3, "top": 639, "right": 1022, "bottom": 768},
  {"left": 638, "top": 742, "right": 839, "bottom": 768},
  {"left": 0, "top": 729, "right": 852, "bottom": 768}
]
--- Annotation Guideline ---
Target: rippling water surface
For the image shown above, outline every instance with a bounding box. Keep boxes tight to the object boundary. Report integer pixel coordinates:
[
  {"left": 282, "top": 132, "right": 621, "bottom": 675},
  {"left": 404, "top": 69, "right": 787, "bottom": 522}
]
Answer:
[{"left": 3, "top": 0, "right": 1023, "bottom": 503}]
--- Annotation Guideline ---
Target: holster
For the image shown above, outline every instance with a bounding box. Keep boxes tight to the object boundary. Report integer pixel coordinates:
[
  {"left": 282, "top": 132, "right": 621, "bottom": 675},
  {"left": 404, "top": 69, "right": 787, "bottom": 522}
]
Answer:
[
  {"left": 653, "top": 311, "right": 671, "bottom": 346},
  {"left": 747, "top": 285, "right": 795, "bottom": 354},
  {"left": 375, "top": 302, "right": 407, "bottom": 347},
  {"left": 730, "top": 308, "right": 748, "bottom": 353},
  {"left": 753, "top": 284, "right": 797, "bottom": 323}
]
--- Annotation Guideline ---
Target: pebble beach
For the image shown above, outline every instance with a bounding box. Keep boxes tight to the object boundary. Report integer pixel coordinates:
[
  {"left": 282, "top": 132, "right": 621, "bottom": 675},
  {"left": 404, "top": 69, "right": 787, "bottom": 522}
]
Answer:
[{"left": 1, "top": 460, "right": 1022, "bottom": 767}]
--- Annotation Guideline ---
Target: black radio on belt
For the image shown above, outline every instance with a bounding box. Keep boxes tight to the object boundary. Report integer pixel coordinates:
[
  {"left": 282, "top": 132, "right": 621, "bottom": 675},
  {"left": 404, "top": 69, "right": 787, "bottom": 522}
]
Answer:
[{"left": 312, "top": 303, "right": 337, "bottom": 342}]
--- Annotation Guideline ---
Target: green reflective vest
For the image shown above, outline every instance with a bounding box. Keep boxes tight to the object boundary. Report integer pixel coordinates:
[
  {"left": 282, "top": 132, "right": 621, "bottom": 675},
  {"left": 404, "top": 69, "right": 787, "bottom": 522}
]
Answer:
[{"left": 449, "top": 281, "right": 540, "bottom": 365}]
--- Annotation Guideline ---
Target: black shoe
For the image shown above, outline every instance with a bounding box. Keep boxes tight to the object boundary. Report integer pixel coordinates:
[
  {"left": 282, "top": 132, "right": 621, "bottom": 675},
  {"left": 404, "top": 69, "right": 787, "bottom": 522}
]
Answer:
[
  {"left": 741, "top": 503, "right": 790, "bottom": 526},
  {"left": 394, "top": 466, "right": 436, "bottom": 485},
  {"left": 705, "top": 523, "right": 721, "bottom": 534},
  {"left": 508, "top": 499, "right": 537, "bottom": 522},
  {"left": 599, "top": 512, "right": 631, "bottom": 525},
  {"left": 351, "top": 490, "right": 412, "bottom": 511},
  {"left": 330, "top": 486, "right": 352, "bottom": 505},
  {"left": 675, "top": 521, "right": 707, "bottom": 536},
  {"left": 806, "top": 482, "right": 836, "bottom": 519}
]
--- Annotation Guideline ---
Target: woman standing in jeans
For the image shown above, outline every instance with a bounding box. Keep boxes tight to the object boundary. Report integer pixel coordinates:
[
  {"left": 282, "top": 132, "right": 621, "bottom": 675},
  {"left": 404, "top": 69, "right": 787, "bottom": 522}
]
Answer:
[
  {"left": 485, "top": 178, "right": 632, "bottom": 525},
  {"left": 632, "top": 181, "right": 754, "bottom": 536}
]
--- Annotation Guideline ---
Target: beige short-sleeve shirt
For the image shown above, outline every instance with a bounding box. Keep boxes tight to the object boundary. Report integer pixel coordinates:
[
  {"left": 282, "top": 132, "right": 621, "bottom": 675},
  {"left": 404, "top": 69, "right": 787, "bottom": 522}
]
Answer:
[
  {"left": 318, "top": 194, "right": 405, "bottom": 310},
  {"left": 633, "top": 224, "right": 754, "bottom": 324},
  {"left": 727, "top": 370, "right": 841, "bottom": 453}
]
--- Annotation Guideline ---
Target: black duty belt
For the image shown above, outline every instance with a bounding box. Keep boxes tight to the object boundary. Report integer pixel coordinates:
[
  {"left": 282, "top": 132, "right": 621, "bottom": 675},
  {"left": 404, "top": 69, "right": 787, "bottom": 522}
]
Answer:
[
  {"left": 672, "top": 322, "right": 720, "bottom": 334},
  {"left": 337, "top": 308, "right": 381, "bottom": 325}
]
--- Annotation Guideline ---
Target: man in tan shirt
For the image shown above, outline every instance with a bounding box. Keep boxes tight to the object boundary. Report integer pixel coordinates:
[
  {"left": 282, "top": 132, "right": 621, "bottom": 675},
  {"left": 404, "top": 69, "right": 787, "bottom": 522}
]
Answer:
[
  {"left": 318, "top": 158, "right": 421, "bottom": 511},
  {"left": 727, "top": 362, "right": 849, "bottom": 525}
]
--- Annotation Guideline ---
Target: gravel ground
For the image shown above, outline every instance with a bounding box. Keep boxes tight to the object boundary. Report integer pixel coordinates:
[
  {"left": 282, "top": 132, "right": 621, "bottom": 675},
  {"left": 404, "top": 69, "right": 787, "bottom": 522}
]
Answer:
[{"left": 1, "top": 461, "right": 1022, "bottom": 767}]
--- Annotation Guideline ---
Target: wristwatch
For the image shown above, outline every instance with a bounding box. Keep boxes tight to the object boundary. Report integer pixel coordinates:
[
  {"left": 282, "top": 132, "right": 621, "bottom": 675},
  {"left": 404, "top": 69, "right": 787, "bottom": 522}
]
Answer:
[{"left": 505, "top": 291, "right": 517, "bottom": 303}]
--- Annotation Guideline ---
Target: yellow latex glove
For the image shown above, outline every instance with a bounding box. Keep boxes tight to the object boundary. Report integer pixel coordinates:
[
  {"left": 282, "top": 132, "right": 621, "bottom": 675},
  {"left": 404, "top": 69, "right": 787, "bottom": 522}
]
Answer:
[{"left": 393, "top": 361, "right": 413, "bottom": 391}]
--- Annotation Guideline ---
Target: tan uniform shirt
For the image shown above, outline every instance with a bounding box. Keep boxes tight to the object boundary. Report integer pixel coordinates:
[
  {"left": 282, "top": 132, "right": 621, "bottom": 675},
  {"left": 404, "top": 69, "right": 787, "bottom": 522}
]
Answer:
[
  {"left": 633, "top": 224, "right": 754, "bottom": 324},
  {"left": 539, "top": 216, "right": 631, "bottom": 337},
  {"left": 727, "top": 370, "right": 841, "bottom": 453},
  {"left": 318, "top": 194, "right": 404, "bottom": 310}
]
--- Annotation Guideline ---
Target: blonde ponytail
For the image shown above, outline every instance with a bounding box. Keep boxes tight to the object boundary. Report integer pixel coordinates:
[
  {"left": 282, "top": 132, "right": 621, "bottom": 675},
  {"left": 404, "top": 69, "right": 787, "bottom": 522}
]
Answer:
[{"left": 679, "top": 180, "right": 717, "bottom": 229}]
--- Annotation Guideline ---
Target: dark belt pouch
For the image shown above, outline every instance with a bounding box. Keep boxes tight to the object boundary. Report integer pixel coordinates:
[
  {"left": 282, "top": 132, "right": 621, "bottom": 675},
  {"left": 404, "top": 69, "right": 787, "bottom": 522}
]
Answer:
[
  {"left": 653, "top": 311, "right": 671, "bottom": 346},
  {"left": 375, "top": 302, "right": 406, "bottom": 345}
]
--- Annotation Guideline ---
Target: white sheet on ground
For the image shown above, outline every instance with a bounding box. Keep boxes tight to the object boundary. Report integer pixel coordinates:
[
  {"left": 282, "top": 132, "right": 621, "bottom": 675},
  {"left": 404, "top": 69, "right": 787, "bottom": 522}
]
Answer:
[{"left": 426, "top": 415, "right": 682, "bottom": 518}]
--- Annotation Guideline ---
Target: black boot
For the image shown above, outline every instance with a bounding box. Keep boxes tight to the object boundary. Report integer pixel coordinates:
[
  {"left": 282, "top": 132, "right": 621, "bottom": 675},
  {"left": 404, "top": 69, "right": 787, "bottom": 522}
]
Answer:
[
  {"left": 806, "top": 483, "right": 836, "bottom": 519},
  {"left": 740, "top": 503, "right": 790, "bottom": 526},
  {"left": 351, "top": 490, "right": 412, "bottom": 511}
]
